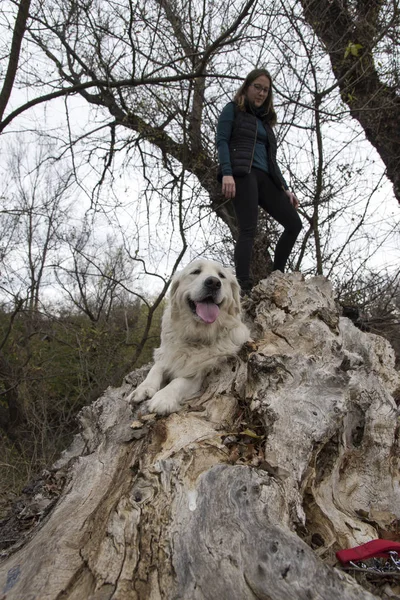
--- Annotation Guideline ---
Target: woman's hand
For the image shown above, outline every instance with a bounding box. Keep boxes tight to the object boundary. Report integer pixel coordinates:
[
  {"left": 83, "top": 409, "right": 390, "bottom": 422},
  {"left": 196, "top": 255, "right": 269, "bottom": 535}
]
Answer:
[
  {"left": 222, "top": 175, "right": 236, "bottom": 199},
  {"left": 285, "top": 189, "right": 299, "bottom": 209}
]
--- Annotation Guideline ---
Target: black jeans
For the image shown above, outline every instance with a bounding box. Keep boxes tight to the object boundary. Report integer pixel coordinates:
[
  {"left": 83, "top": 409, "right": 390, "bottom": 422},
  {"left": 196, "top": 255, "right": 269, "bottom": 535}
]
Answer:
[{"left": 232, "top": 168, "right": 302, "bottom": 287}]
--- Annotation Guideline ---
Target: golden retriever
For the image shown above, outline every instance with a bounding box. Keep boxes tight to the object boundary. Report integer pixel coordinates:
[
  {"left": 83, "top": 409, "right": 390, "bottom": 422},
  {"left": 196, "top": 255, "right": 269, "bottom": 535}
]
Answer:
[{"left": 126, "top": 259, "right": 250, "bottom": 414}]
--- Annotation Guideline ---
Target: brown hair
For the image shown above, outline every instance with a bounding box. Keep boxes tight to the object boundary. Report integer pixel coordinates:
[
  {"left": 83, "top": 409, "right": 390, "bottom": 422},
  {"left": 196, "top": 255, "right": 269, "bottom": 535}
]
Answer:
[{"left": 233, "top": 68, "right": 277, "bottom": 126}]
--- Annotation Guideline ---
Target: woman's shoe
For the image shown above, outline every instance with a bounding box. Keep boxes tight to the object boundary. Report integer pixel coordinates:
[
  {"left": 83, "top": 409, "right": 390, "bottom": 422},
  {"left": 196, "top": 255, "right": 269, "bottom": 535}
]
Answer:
[{"left": 239, "top": 279, "right": 253, "bottom": 297}]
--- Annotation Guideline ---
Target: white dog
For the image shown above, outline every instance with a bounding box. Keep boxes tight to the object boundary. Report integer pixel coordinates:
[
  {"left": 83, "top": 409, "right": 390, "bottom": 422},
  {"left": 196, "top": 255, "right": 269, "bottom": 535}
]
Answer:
[{"left": 126, "top": 259, "right": 250, "bottom": 415}]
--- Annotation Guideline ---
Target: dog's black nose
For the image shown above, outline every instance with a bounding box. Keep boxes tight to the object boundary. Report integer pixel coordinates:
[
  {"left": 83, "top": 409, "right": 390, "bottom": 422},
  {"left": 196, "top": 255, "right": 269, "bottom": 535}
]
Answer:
[{"left": 204, "top": 276, "right": 221, "bottom": 290}]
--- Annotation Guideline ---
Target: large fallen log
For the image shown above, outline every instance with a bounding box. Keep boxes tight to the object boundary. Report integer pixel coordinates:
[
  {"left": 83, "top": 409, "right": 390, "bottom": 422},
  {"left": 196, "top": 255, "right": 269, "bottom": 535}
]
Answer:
[{"left": 1, "top": 272, "right": 399, "bottom": 599}]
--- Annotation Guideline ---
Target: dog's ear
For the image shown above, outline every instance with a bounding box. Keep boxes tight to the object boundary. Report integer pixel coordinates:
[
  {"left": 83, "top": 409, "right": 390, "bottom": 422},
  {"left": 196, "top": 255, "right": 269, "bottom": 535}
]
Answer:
[
  {"left": 170, "top": 276, "right": 180, "bottom": 298},
  {"left": 169, "top": 274, "right": 180, "bottom": 302},
  {"left": 169, "top": 272, "right": 181, "bottom": 317},
  {"left": 228, "top": 277, "right": 241, "bottom": 317}
]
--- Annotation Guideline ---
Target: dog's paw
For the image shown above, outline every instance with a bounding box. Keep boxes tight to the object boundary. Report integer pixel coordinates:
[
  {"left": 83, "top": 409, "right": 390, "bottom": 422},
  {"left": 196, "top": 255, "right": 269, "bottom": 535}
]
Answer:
[
  {"left": 147, "top": 390, "right": 181, "bottom": 415},
  {"left": 127, "top": 384, "right": 158, "bottom": 405}
]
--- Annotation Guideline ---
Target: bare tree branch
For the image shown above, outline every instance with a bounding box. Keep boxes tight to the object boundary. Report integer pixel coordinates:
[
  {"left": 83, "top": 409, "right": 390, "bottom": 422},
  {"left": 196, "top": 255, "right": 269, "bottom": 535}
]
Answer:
[
  {"left": 0, "top": 0, "right": 31, "bottom": 121},
  {"left": 299, "top": 0, "right": 400, "bottom": 203}
]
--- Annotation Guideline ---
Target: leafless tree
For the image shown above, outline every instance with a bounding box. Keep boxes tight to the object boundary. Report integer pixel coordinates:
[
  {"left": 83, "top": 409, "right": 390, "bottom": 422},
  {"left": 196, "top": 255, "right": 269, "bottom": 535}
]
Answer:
[
  {"left": 0, "top": 0, "right": 398, "bottom": 286},
  {"left": 299, "top": 0, "right": 400, "bottom": 204},
  {"left": 0, "top": 142, "right": 73, "bottom": 315}
]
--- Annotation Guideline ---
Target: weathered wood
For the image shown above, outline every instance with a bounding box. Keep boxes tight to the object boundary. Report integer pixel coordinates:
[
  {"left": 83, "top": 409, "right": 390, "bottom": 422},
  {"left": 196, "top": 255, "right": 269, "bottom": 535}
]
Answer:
[{"left": 0, "top": 272, "right": 399, "bottom": 599}]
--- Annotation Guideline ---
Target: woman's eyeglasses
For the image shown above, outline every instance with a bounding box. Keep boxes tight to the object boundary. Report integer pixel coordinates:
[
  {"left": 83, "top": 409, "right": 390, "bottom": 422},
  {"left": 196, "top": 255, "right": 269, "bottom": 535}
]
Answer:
[{"left": 251, "top": 83, "right": 270, "bottom": 95}]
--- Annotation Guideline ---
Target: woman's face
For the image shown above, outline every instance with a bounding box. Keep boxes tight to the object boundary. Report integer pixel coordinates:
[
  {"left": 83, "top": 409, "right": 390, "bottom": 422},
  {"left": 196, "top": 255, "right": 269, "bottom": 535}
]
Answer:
[{"left": 245, "top": 75, "right": 271, "bottom": 108}]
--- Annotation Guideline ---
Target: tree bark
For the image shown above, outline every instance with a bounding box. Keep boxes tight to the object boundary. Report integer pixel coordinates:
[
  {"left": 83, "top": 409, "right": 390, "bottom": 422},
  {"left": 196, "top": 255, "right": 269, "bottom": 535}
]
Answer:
[
  {"left": 1, "top": 273, "right": 399, "bottom": 599},
  {"left": 299, "top": 0, "right": 400, "bottom": 204},
  {"left": 0, "top": 0, "right": 31, "bottom": 121}
]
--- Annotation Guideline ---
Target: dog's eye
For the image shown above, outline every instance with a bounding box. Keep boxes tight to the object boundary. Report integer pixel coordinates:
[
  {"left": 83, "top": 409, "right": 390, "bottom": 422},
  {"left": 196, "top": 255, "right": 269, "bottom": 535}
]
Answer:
[
  {"left": 218, "top": 272, "right": 226, "bottom": 279},
  {"left": 191, "top": 269, "right": 201, "bottom": 275}
]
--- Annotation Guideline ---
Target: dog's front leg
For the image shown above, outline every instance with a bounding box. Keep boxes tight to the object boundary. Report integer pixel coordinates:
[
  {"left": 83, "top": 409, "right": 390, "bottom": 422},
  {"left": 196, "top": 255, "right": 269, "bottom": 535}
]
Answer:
[
  {"left": 127, "top": 363, "right": 164, "bottom": 405},
  {"left": 147, "top": 375, "right": 202, "bottom": 415}
]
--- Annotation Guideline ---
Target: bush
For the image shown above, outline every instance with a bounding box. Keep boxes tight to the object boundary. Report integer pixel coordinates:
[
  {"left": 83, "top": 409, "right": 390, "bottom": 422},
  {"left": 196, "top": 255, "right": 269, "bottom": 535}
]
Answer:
[
  {"left": 0, "top": 298, "right": 164, "bottom": 515},
  {"left": 335, "top": 270, "right": 400, "bottom": 368}
]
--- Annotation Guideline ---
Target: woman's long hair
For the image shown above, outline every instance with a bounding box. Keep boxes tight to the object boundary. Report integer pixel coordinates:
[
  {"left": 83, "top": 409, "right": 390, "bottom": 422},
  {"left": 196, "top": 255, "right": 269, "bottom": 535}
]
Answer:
[{"left": 233, "top": 68, "right": 277, "bottom": 126}]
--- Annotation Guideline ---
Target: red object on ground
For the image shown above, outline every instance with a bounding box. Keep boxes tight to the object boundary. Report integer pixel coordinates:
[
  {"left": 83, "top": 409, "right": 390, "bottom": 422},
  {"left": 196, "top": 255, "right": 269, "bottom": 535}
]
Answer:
[{"left": 336, "top": 540, "right": 400, "bottom": 564}]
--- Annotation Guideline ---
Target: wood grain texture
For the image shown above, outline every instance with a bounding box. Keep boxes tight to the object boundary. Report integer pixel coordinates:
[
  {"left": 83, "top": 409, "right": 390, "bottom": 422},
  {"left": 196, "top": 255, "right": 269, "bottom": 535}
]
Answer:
[{"left": 1, "top": 272, "right": 399, "bottom": 599}]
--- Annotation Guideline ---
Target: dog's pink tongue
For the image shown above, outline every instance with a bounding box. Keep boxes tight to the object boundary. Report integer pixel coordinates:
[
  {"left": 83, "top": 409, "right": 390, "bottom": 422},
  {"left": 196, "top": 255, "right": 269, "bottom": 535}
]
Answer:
[{"left": 195, "top": 301, "right": 219, "bottom": 323}]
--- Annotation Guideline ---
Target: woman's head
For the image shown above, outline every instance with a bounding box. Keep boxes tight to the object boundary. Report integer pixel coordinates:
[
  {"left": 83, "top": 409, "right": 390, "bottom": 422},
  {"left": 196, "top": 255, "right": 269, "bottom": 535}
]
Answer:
[{"left": 233, "top": 68, "right": 277, "bottom": 126}]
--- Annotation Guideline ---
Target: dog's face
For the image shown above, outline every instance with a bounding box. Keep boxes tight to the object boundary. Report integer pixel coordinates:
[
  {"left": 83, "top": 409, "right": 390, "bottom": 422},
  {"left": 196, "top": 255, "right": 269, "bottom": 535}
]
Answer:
[{"left": 170, "top": 259, "right": 241, "bottom": 324}]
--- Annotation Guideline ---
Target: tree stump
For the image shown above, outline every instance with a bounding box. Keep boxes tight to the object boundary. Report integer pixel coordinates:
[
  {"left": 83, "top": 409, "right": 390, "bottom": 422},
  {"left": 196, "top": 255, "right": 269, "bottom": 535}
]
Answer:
[{"left": 1, "top": 272, "right": 399, "bottom": 600}]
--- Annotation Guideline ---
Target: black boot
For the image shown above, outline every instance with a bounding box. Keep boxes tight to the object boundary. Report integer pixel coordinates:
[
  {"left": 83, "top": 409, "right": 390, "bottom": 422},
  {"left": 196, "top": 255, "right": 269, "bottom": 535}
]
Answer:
[{"left": 239, "top": 279, "right": 253, "bottom": 298}]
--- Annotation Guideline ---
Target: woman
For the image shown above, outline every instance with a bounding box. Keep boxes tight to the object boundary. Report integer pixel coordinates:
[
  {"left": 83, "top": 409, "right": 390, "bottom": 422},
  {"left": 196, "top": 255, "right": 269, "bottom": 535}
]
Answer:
[{"left": 216, "top": 68, "right": 302, "bottom": 293}]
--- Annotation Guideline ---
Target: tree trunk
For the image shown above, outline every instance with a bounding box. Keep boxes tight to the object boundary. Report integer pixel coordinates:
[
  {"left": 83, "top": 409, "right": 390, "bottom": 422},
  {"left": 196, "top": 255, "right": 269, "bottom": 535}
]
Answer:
[
  {"left": 299, "top": 0, "right": 400, "bottom": 204},
  {"left": 0, "top": 0, "right": 31, "bottom": 121},
  {"left": 1, "top": 273, "right": 399, "bottom": 599}
]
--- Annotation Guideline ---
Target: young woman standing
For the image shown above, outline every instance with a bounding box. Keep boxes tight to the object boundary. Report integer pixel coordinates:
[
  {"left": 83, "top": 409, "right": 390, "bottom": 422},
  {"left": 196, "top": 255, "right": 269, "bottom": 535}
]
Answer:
[{"left": 216, "top": 68, "right": 302, "bottom": 293}]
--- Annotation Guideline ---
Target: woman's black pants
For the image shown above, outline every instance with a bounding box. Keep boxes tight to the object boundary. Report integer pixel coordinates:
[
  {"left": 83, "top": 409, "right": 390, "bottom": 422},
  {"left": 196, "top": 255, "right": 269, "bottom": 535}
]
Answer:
[{"left": 232, "top": 168, "right": 302, "bottom": 288}]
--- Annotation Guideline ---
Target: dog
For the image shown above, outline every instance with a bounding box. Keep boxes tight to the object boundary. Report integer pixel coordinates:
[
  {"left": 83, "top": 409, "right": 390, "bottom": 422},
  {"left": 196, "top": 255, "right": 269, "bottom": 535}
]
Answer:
[{"left": 126, "top": 259, "right": 250, "bottom": 415}]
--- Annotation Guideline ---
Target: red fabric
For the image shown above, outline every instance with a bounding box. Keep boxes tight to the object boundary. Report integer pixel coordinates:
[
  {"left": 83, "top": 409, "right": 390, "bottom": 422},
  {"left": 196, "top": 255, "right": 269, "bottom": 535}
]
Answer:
[{"left": 336, "top": 539, "right": 400, "bottom": 564}]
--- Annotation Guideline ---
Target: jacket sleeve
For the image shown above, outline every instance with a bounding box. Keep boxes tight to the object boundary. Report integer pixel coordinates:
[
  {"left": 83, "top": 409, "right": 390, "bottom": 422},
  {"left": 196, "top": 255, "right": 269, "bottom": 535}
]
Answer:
[
  {"left": 265, "top": 123, "right": 289, "bottom": 190},
  {"left": 276, "top": 164, "right": 289, "bottom": 190},
  {"left": 216, "top": 103, "right": 235, "bottom": 176}
]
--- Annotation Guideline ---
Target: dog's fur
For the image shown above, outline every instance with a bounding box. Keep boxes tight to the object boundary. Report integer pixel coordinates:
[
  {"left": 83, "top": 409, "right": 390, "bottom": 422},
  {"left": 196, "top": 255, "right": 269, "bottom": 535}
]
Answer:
[{"left": 127, "top": 259, "right": 250, "bottom": 414}]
